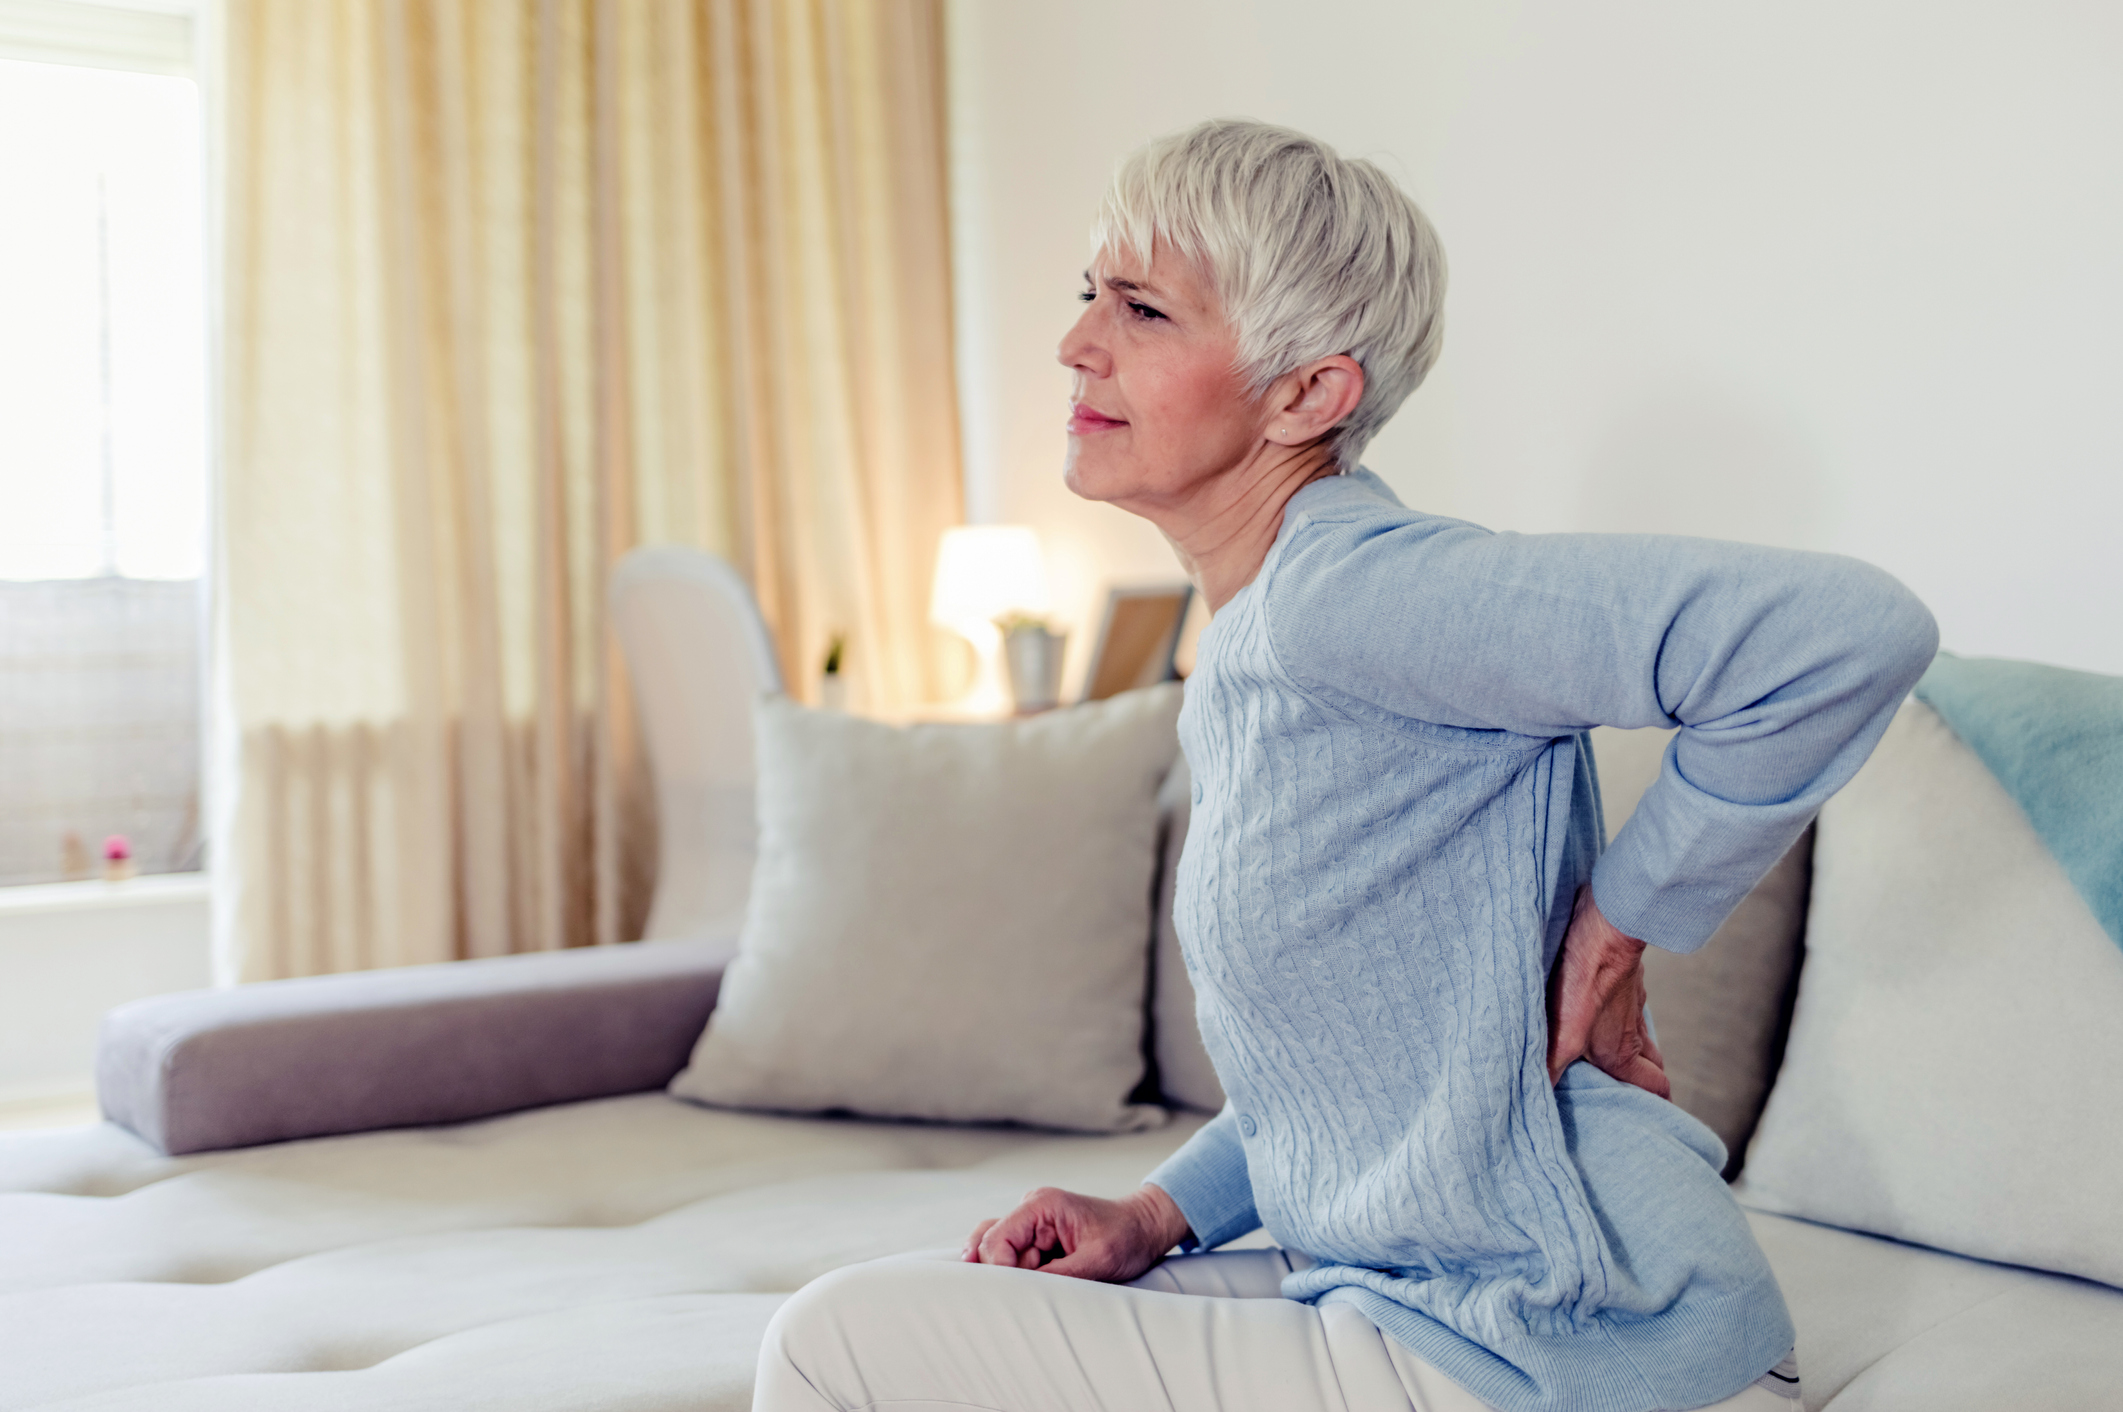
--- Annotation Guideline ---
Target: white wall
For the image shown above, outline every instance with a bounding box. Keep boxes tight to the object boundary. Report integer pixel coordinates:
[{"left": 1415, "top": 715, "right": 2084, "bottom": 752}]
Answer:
[
  {"left": 947, "top": 0, "right": 2123, "bottom": 685},
  {"left": 0, "top": 876, "right": 211, "bottom": 1104}
]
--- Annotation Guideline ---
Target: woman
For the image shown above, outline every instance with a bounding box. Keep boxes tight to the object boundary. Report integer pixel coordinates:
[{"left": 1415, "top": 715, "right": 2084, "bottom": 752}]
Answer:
[{"left": 756, "top": 120, "right": 1935, "bottom": 1412}]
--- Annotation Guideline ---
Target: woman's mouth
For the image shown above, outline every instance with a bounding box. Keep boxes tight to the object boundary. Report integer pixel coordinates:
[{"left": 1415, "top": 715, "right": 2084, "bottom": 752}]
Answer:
[{"left": 1067, "top": 404, "right": 1127, "bottom": 434}]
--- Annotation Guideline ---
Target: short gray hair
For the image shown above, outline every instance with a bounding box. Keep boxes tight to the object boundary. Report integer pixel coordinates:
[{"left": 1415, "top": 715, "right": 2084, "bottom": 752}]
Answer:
[{"left": 1092, "top": 119, "right": 1447, "bottom": 470}]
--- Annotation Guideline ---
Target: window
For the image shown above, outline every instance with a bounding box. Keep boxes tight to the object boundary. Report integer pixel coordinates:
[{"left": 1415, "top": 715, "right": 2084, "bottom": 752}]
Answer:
[{"left": 0, "top": 3, "right": 205, "bottom": 887}]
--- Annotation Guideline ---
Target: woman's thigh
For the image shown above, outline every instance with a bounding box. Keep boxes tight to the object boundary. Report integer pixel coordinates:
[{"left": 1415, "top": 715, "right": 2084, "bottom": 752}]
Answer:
[
  {"left": 1124, "top": 1246, "right": 1310, "bottom": 1298},
  {"left": 754, "top": 1249, "right": 1484, "bottom": 1412}
]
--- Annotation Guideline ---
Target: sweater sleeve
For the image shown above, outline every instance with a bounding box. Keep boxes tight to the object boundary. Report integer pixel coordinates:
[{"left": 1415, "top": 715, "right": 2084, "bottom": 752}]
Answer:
[
  {"left": 1264, "top": 511, "right": 1939, "bottom": 953},
  {"left": 1144, "top": 1106, "right": 1260, "bottom": 1252}
]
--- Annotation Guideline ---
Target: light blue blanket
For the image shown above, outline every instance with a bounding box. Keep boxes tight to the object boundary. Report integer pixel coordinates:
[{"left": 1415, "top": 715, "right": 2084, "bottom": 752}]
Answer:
[{"left": 1915, "top": 652, "right": 2123, "bottom": 951}]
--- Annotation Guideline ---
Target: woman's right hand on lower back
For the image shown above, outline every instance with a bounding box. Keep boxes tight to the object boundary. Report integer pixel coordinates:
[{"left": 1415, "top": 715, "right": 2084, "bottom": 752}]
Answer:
[{"left": 963, "top": 1183, "right": 1192, "bottom": 1282}]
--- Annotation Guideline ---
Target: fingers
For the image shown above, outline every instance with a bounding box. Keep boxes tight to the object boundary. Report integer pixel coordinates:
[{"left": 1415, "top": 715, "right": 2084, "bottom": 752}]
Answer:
[
  {"left": 974, "top": 1189, "right": 1078, "bottom": 1269},
  {"left": 1548, "top": 989, "right": 1593, "bottom": 1084},
  {"left": 1641, "top": 1027, "right": 1667, "bottom": 1072},
  {"left": 975, "top": 1203, "right": 1041, "bottom": 1268},
  {"left": 1610, "top": 1050, "right": 1672, "bottom": 1100},
  {"left": 1582, "top": 984, "right": 1671, "bottom": 1098},
  {"left": 961, "top": 1218, "right": 998, "bottom": 1262},
  {"left": 1545, "top": 977, "right": 1581, "bottom": 1083},
  {"left": 1562, "top": 1035, "right": 1670, "bottom": 1097},
  {"left": 1547, "top": 1015, "right": 1588, "bottom": 1085},
  {"left": 1038, "top": 1248, "right": 1113, "bottom": 1281},
  {"left": 966, "top": 1188, "right": 1156, "bottom": 1282},
  {"left": 1548, "top": 886, "right": 1609, "bottom": 1084},
  {"left": 1550, "top": 884, "right": 1668, "bottom": 1090}
]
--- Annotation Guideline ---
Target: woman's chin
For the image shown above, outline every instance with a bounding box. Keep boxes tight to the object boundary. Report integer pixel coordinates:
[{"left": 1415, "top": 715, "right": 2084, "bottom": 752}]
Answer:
[
  {"left": 1060, "top": 455, "right": 1104, "bottom": 503},
  {"left": 1062, "top": 450, "right": 1139, "bottom": 506}
]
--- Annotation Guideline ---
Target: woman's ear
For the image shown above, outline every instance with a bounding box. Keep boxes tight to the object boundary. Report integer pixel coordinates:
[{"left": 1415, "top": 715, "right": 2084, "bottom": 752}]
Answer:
[{"left": 1266, "top": 354, "right": 1365, "bottom": 446}]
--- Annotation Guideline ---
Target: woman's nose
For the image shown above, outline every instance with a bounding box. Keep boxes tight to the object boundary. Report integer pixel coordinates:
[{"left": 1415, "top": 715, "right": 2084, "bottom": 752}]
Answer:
[{"left": 1056, "top": 306, "right": 1110, "bottom": 379}]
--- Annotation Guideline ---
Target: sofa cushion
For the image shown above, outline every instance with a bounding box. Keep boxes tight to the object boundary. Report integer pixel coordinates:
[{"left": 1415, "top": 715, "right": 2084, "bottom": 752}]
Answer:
[
  {"left": 1589, "top": 727, "right": 1810, "bottom": 1175},
  {"left": 8, "top": 1098, "right": 2119, "bottom": 1412},
  {"left": 0, "top": 1096, "right": 1211, "bottom": 1411},
  {"left": 1746, "top": 1208, "right": 2123, "bottom": 1412},
  {"left": 1150, "top": 752, "right": 1223, "bottom": 1112},
  {"left": 670, "top": 687, "right": 1181, "bottom": 1133},
  {"left": 1737, "top": 699, "right": 2123, "bottom": 1290}
]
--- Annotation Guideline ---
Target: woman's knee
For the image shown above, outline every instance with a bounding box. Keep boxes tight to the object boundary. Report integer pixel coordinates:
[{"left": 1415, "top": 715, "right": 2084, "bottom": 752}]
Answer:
[
  {"left": 767, "top": 1259, "right": 897, "bottom": 1357},
  {"left": 759, "top": 1261, "right": 897, "bottom": 1411},
  {"left": 764, "top": 1254, "right": 1114, "bottom": 1410},
  {"left": 761, "top": 1254, "right": 981, "bottom": 1401}
]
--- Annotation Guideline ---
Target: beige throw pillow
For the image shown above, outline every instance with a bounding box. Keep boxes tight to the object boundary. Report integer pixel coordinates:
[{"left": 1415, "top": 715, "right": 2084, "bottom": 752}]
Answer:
[
  {"left": 669, "top": 686, "right": 1183, "bottom": 1133},
  {"left": 1150, "top": 753, "right": 1224, "bottom": 1112},
  {"left": 1735, "top": 700, "right": 2123, "bottom": 1288},
  {"left": 1591, "top": 727, "right": 1811, "bottom": 1177}
]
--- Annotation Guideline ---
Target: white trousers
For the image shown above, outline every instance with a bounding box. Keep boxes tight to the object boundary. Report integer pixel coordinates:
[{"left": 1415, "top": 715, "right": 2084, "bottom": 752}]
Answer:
[{"left": 754, "top": 1248, "right": 1801, "bottom": 1412}]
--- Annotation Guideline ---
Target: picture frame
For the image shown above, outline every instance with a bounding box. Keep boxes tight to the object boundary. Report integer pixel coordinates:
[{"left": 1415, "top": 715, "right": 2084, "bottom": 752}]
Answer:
[{"left": 1080, "top": 583, "right": 1194, "bottom": 702}]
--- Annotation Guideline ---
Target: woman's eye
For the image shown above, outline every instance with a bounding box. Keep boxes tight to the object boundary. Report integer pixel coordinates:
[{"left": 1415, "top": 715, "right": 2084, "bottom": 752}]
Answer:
[
  {"left": 1128, "top": 302, "right": 1166, "bottom": 321},
  {"left": 1077, "top": 289, "right": 1096, "bottom": 303}
]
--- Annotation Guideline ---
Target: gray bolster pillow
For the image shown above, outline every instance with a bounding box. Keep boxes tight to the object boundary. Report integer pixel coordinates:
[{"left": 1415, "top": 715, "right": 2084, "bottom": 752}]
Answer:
[{"left": 97, "top": 938, "right": 734, "bottom": 1156}]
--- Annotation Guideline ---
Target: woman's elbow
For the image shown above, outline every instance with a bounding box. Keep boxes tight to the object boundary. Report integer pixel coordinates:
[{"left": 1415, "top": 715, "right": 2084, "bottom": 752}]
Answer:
[
  {"left": 1896, "top": 594, "right": 1941, "bottom": 687},
  {"left": 1841, "top": 562, "right": 1938, "bottom": 696}
]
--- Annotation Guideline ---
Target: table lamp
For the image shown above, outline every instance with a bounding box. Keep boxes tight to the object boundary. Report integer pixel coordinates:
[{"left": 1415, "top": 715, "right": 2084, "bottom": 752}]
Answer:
[{"left": 929, "top": 525, "right": 1050, "bottom": 714}]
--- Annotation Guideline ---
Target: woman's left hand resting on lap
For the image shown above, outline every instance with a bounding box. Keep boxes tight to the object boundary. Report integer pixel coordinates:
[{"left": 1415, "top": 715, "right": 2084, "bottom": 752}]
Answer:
[
  {"left": 965, "top": 1184, "right": 1193, "bottom": 1281},
  {"left": 1547, "top": 883, "right": 1669, "bottom": 1098}
]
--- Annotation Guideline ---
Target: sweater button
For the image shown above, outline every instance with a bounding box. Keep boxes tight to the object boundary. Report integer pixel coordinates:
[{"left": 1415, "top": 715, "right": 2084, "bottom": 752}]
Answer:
[
  {"left": 1191, "top": 781, "right": 1203, "bottom": 805},
  {"left": 1237, "top": 1113, "right": 1257, "bottom": 1138}
]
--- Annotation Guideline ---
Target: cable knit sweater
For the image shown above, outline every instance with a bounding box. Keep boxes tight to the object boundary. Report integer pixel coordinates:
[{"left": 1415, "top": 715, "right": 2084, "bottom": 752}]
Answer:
[{"left": 1145, "top": 469, "right": 1936, "bottom": 1412}]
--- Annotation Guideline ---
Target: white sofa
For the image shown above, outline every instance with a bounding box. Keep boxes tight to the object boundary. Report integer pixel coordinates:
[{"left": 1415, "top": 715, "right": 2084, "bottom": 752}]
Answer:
[
  {"left": 6, "top": 557, "right": 2118, "bottom": 1410},
  {"left": 14, "top": 1078, "right": 2106, "bottom": 1412}
]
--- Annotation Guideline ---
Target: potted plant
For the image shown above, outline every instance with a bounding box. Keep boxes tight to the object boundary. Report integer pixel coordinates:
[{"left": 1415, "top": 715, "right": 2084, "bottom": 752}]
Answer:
[{"left": 995, "top": 612, "right": 1066, "bottom": 714}]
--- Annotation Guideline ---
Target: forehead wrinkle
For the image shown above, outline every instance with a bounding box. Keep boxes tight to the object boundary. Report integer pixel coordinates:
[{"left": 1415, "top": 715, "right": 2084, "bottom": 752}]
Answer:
[
  {"left": 1085, "top": 266, "right": 1165, "bottom": 299},
  {"left": 1091, "top": 252, "right": 1229, "bottom": 332},
  {"left": 1095, "top": 247, "right": 1180, "bottom": 288}
]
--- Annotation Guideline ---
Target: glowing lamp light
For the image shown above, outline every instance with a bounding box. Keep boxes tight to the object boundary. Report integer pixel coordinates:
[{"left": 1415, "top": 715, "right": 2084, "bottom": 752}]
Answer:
[{"left": 929, "top": 525, "right": 1050, "bottom": 713}]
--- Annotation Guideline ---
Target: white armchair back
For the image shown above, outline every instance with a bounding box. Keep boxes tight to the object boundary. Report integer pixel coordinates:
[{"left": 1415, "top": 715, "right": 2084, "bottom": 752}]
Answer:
[{"left": 611, "top": 547, "right": 784, "bottom": 942}]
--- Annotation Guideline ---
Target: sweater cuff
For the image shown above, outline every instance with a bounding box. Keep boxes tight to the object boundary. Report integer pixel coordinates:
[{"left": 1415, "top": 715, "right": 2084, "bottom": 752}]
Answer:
[
  {"left": 1145, "top": 1107, "right": 1259, "bottom": 1251},
  {"left": 1589, "top": 846, "right": 1739, "bottom": 956}
]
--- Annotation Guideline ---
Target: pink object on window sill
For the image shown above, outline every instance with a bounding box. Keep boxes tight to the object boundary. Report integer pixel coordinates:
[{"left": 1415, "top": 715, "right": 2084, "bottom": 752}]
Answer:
[{"left": 103, "top": 835, "right": 135, "bottom": 883}]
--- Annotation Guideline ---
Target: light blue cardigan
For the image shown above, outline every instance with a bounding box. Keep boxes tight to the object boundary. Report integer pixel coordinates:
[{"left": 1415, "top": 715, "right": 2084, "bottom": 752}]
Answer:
[{"left": 1146, "top": 469, "right": 1936, "bottom": 1412}]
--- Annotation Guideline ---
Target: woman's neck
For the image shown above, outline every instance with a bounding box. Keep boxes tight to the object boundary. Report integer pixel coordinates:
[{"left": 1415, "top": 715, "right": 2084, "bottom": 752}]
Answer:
[{"left": 1143, "top": 445, "right": 1342, "bottom": 613}]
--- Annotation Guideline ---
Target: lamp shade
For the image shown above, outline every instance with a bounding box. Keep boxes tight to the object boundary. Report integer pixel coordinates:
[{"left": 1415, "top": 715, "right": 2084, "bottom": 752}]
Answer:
[{"left": 929, "top": 525, "right": 1049, "bottom": 636}]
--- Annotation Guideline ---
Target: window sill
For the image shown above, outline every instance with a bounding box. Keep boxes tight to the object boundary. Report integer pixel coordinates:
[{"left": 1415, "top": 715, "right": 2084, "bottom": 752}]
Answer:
[
  {"left": 0, "top": 873, "right": 209, "bottom": 918},
  {"left": 0, "top": 1087, "right": 100, "bottom": 1132}
]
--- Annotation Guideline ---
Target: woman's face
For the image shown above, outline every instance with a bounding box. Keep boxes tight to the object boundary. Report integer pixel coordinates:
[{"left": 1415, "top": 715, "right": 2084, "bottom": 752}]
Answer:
[{"left": 1057, "top": 244, "right": 1266, "bottom": 509}]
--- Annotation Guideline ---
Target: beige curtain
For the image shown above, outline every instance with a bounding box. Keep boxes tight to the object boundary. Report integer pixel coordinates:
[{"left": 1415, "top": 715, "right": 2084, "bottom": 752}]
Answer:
[{"left": 213, "top": 0, "right": 963, "bottom": 982}]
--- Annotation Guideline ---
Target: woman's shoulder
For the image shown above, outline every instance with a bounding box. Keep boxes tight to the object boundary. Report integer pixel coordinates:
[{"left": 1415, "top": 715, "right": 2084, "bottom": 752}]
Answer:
[
  {"left": 1262, "top": 469, "right": 1492, "bottom": 615},
  {"left": 1240, "top": 471, "right": 1504, "bottom": 720}
]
